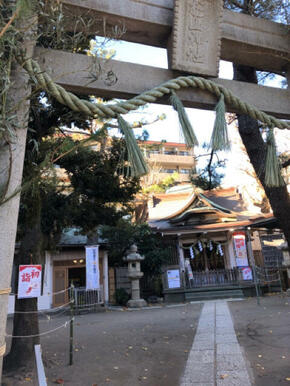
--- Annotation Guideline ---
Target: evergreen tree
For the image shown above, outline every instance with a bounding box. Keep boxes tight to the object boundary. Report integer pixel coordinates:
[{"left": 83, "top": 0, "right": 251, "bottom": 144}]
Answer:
[
  {"left": 101, "top": 220, "right": 168, "bottom": 278},
  {"left": 4, "top": 94, "right": 140, "bottom": 371},
  {"left": 190, "top": 144, "right": 226, "bottom": 191}
]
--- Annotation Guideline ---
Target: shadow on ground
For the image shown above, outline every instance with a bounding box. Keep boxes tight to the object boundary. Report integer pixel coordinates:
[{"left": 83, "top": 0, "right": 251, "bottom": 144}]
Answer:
[{"left": 4, "top": 303, "right": 202, "bottom": 386}]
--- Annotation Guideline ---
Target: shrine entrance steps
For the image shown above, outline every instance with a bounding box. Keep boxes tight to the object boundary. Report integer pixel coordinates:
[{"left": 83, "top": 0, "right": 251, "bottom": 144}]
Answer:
[
  {"left": 163, "top": 285, "right": 254, "bottom": 303},
  {"left": 184, "top": 286, "right": 244, "bottom": 302}
]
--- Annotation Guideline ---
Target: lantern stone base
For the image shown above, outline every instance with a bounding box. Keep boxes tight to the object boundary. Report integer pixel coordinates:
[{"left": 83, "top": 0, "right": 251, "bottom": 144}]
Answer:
[{"left": 127, "top": 298, "right": 147, "bottom": 308}]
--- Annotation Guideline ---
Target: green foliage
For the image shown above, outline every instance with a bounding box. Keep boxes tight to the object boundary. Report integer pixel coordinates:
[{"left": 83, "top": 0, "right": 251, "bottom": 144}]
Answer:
[
  {"left": 190, "top": 144, "right": 226, "bottom": 191},
  {"left": 37, "top": 0, "right": 94, "bottom": 52},
  {"left": 114, "top": 288, "right": 130, "bottom": 306},
  {"left": 18, "top": 92, "right": 140, "bottom": 248},
  {"left": 190, "top": 164, "right": 225, "bottom": 190},
  {"left": 223, "top": 0, "right": 289, "bottom": 22},
  {"left": 58, "top": 137, "right": 140, "bottom": 234},
  {"left": 143, "top": 172, "right": 179, "bottom": 193},
  {"left": 101, "top": 220, "right": 169, "bottom": 277}
]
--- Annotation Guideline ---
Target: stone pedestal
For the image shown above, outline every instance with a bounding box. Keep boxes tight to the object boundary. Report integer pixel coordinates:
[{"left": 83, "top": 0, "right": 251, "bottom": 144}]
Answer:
[
  {"left": 123, "top": 245, "right": 147, "bottom": 308},
  {"left": 127, "top": 298, "right": 147, "bottom": 308}
]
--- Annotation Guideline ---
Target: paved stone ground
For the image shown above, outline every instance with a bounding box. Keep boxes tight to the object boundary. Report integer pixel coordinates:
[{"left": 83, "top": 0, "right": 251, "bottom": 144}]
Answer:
[
  {"left": 181, "top": 300, "right": 252, "bottom": 386},
  {"left": 3, "top": 294, "right": 290, "bottom": 386},
  {"left": 229, "top": 294, "right": 290, "bottom": 386},
  {"left": 3, "top": 303, "right": 202, "bottom": 386}
]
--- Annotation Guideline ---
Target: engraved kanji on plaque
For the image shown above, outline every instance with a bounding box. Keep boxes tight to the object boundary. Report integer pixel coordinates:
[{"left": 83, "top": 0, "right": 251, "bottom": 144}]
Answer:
[{"left": 169, "top": 0, "right": 223, "bottom": 77}]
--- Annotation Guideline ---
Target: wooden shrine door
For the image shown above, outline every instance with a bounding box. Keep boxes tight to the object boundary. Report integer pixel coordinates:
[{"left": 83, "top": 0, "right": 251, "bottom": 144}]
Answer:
[{"left": 53, "top": 267, "right": 68, "bottom": 307}]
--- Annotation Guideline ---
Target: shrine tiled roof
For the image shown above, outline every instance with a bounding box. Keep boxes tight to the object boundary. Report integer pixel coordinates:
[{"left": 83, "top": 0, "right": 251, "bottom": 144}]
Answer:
[{"left": 148, "top": 187, "right": 275, "bottom": 234}]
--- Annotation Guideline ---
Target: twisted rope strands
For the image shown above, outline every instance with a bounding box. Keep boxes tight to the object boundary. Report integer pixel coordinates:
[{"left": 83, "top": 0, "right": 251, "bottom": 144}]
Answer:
[{"left": 23, "top": 58, "right": 289, "bottom": 130}]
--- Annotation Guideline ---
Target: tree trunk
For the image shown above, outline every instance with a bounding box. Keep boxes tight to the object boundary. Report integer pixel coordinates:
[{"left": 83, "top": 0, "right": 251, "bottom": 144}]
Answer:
[
  {"left": 3, "top": 221, "right": 42, "bottom": 372},
  {"left": 233, "top": 63, "right": 290, "bottom": 246},
  {"left": 0, "top": 15, "right": 37, "bottom": 381}
]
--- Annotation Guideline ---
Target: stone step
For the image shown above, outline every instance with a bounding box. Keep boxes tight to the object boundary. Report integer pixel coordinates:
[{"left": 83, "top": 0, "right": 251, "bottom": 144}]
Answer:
[{"left": 185, "top": 289, "right": 244, "bottom": 301}]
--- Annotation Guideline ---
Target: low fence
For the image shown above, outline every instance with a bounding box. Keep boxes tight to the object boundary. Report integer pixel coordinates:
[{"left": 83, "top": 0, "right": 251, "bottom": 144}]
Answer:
[
  {"left": 185, "top": 269, "right": 241, "bottom": 289},
  {"left": 73, "top": 286, "right": 104, "bottom": 311}
]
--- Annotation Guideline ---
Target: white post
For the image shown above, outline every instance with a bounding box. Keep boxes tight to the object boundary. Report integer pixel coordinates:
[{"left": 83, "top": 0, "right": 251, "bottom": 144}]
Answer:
[
  {"left": 177, "top": 238, "right": 185, "bottom": 288},
  {"left": 34, "top": 345, "right": 47, "bottom": 386},
  {"left": 41, "top": 251, "right": 53, "bottom": 310},
  {"left": 0, "top": 14, "right": 37, "bottom": 380},
  {"left": 226, "top": 234, "right": 236, "bottom": 268},
  {"left": 103, "top": 251, "right": 109, "bottom": 305},
  {"left": 246, "top": 229, "right": 260, "bottom": 305}
]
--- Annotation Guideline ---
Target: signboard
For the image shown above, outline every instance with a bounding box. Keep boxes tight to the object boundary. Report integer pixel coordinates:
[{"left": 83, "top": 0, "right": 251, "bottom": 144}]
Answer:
[
  {"left": 242, "top": 267, "right": 253, "bottom": 281},
  {"left": 18, "top": 265, "right": 42, "bottom": 298},
  {"left": 167, "top": 269, "right": 181, "bottom": 289},
  {"left": 85, "top": 245, "right": 100, "bottom": 290},
  {"left": 233, "top": 232, "right": 249, "bottom": 267}
]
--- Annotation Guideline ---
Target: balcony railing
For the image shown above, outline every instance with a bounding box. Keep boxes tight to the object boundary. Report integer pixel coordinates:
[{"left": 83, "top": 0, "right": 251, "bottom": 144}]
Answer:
[{"left": 147, "top": 153, "right": 195, "bottom": 166}]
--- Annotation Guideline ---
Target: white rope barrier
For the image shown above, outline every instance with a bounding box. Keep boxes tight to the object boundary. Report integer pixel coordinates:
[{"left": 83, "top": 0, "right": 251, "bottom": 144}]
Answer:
[
  {"left": 12, "top": 299, "right": 74, "bottom": 314},
  {"left": 6, "top": 318, "right": 74, "bottom": 338},
  {"left": 9, "top": 286, "right": 73, "bottom": 297}
]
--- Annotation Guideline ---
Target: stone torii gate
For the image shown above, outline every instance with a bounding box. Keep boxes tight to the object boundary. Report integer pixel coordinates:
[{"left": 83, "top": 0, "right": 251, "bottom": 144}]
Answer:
[{"left": 0, "top": 0, "right": 289, "bottom": 379}]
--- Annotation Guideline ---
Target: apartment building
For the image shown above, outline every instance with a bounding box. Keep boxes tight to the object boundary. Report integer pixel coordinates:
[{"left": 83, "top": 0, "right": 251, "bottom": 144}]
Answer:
[{"left": 139, "top": 140, "right": 195, "bottom": 183}]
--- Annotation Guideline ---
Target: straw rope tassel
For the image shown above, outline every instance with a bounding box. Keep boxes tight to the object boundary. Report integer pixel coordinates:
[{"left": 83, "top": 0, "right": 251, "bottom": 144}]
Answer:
[
  {"left": 170, "top": 91, "right": 198, "bottom": 147},
  {"left": 117, "top": 116, "right": 149, "bottom": 177},
  {"left": 210, "top": 93, "right": 230, "bottom": 151},
  {"left": 265, "top": 128, "right": 285, "bottom": 187}
]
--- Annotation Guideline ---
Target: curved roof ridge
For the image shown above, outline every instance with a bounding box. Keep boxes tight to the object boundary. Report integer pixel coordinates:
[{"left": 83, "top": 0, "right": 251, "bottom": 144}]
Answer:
[
  {"left": 199, "top": 193, "right": 232, "bottom": 214},
  {"left": 161, "top": 191, "right": 197, "bottom": 220}
]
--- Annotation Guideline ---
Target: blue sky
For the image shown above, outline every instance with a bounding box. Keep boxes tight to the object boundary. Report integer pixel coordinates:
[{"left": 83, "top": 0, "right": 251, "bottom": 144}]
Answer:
[{"left": 96, "top": 38, "right": 288, "bottom": 187}]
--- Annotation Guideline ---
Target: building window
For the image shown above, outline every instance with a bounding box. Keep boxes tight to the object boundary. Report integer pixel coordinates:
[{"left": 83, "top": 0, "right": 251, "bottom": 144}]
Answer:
[
  {"left": 180, "top": 169, "right": 190, "bottom": 174},
  {"left": 162, "top": 169, "right": 177, "bottom": 174},
  {"left": 149, "top": 150, "right": 160, "bottom": 155},
  {"left": 164, "top": 150, "right": 177, "bottom": 155},
  {"left": 179, "top": 151, "right": 190, "bottom": 156}
]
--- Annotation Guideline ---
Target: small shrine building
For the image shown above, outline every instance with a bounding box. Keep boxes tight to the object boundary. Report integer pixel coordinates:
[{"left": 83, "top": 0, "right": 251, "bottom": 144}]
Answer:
[{"left": 149, "top": 187, "right": 276, "bottom": 302}]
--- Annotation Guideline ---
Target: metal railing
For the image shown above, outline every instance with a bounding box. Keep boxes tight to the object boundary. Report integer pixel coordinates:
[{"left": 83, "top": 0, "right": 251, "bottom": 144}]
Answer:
[
  {"left": 185, "top": 269, "right": 242, "bottom": 289},
  {"left": 255, "top": 266, "right": 282, "bottom": 286},
  {"left": 73, "top": 286, "right": 104, "bottom": 311}
]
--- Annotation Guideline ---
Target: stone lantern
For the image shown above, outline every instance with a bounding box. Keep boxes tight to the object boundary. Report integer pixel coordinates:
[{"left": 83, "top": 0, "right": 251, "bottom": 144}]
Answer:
[{"left": 123, "top": 244, "right": 147, "bottom": 308}]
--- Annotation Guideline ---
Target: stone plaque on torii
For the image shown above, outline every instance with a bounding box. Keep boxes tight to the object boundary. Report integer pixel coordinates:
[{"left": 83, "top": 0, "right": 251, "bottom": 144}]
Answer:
[{"left": 169, "top": 0, "right": 223, "bottom": 77}]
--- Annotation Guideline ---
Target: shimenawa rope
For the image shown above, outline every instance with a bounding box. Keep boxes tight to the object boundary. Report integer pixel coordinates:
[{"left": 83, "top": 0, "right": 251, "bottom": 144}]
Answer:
[{"left": 22, "top": 58, "right": 289, "bottom": 130}]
